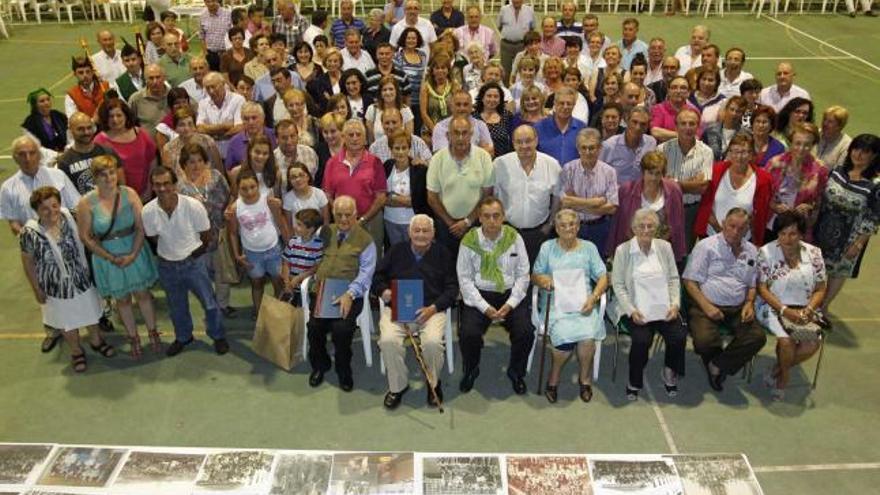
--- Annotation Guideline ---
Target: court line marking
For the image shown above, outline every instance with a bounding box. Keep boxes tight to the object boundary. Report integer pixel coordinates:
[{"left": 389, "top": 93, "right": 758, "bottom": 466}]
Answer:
[
  {"left": 764, "top": 16, "right": 880, "bottom": 73},
  {"left": 643, "top": 382, "right": 680, "bottom": 454},
  {"left": 748, "top": 56, "right": 856, "bottom": 60},
  {"left": 753, "top": 462, "right": 880, "bottom": 473}
]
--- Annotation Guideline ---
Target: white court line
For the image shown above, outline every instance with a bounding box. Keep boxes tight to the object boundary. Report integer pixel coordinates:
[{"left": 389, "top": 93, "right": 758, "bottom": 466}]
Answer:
[
  {"left": 754, "top": 462, "right": 880, "bottom": 473},
  {"left": 765, "top": 16, "right": 880, "bottom": 73},
  {"left": 749, "top": 56, "right": 856, "bottom": 60},
  {"left": 643, "top": 382, "right": 680, "bottom": 454}
]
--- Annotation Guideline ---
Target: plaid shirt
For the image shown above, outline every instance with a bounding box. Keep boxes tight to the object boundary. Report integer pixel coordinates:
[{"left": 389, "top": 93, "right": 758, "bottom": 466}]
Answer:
[
  {"left": 200, "top": 7, "right": 232, "bottom": 52},
  {"left": 272, "top": 14, "right": 311, "bottom": 50}
]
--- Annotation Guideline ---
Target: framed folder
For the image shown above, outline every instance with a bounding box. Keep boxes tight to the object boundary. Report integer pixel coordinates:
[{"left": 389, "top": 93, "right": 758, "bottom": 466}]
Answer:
[
  {"left": 391, "top": 279, "right": 424, "bottom": 323},
  {"left": 314, "top": 278, "right": 349, "bottom": 319}
]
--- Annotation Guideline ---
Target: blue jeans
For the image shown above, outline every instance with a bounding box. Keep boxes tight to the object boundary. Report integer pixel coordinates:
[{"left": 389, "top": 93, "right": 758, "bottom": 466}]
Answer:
[{"left": 157, "top": 254, "right": 224, "bottom": 342}]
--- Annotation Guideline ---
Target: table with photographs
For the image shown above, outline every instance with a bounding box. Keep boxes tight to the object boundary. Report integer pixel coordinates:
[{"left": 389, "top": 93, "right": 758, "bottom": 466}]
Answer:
[{"left": 0, "top": 442, "right": 764, "bottom": 494}]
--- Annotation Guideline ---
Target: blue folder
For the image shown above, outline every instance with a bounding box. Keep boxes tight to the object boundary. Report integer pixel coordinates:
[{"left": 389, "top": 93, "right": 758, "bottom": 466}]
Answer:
[
  {"left": 392, "top": 279, "right": 424, "bottom": 323},
  {"left": 315, "top": 278, "right": 349, "bottom": 319}
]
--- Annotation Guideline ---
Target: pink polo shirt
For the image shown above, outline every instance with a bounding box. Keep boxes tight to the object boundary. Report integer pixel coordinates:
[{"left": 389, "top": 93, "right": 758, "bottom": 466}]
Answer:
[
  {"left": 650, "top": 100, "right": 703, "bottom": 138},
  {"left": 321, "top": 149, "right": 387, "bottom": 216}
]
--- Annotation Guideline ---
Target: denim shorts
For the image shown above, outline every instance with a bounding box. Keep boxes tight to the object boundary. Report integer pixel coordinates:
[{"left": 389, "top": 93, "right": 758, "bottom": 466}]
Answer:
[{"left": 244, "top": 244, "right": 282, "bottom": 279}]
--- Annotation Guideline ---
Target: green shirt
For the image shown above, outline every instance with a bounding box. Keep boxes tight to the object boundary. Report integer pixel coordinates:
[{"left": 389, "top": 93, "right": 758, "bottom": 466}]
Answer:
[
  {"left": 426, "top": 147, "right": 495, "bottom": 220},
  {"left": 158, "top": 52, "right": 192, "bottom": 87}
]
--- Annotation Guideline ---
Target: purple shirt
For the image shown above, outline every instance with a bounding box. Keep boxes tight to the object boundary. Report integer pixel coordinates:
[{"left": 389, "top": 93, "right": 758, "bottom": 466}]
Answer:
[
  {"left": 557, "top": 159, "right": 619, "bottom": 222},
  {"left": 599, "top": 133, "right": 658, "bottom": 185},
  {"left": 683, "top": 233, "right": 758, "bottom": 306},
  {"left": 224, "top": 128, "right": 277, "bottom": 170}
]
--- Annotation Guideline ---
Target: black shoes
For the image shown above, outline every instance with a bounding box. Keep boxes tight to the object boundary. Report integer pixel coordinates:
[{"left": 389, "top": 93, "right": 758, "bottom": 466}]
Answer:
[
  {"left": 98, "top": 315, "right": 115, "bottom": 333},
  {"left": 459, "top": 367, "right": 480, "bottom": 393},
  {"left": 507, "top": 369, "right": 527, "bottom": 395},
  {"left": 309, "top": 369, "right": 326, "bottom": 387},
  {"left": 165, "top": 337, "right": 194, "bottom": 357},
  {"left": 339, "top": 374, "right": 354, "bottom": 392},
  {"left": 221, "top": 306, "right": 237, "bottom": 317},
  {"left": 384, "top": 386, "right": 409, "bottom": 409},
  {"left": 427, "top": 381, "right": 443, "bottom": 407},
  {"left": 704, "top": 361, "right": 726, "bottom": 392},
  {"left": 213, "top": 338, "right": 229, "bottom": 355}
]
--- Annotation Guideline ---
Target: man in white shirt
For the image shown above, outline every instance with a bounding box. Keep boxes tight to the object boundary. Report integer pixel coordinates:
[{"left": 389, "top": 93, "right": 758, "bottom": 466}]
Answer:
[
  {"left": 274, "top": 119, "right": 318, "bottom": 179},
  {"left": 493, "top": 125, "right": 561, "bottom": 263},
  {"left": 645, "top": 37, "right": 667, "bottom": 86},
  {"left": 718, "top": 48, "right": 752, "bottom": 98},
  {"left": 341, "top": 29, "right": 376, "bottom": 75},
  {"left": 197, "top": 72, "right": 245, "bottom": 157},
  {"left": 658, "top": 108, "right": 713, "bottom": 250},
  {"left": 389, "top": 0, "right": 437, "bottom": 56},
  {"left": 304, "top": 9, "right": 328, "bottom": 49},
  {"left": 456, "top": 196, "right": 534, "bottom": 395},
  {"left": 142, "top": 166, "right": 227, "bottom": 357},
  {"left": 759, "top": 62, "right": 811, "bottom": 112},
  {"left": 178, "top": 56, "right": 210, "bottom": 103},
  {"left": 91, "top": 30, "right": 126, "bottom": 83},
  {"left": 674, "top": 25, "right": 709, "bottom": 76}
]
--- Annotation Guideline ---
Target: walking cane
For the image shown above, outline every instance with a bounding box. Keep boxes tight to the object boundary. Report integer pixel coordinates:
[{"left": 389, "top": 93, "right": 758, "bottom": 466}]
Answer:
[
  {"left": 536, "top": 290, "right": 552, "bottom": 395},
  {"left": 403, "top": 325, "right": 444, "bottom": 413}
]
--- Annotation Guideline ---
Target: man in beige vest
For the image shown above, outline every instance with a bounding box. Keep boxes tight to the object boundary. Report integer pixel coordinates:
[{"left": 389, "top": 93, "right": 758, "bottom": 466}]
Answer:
[{"left": 308, "top": 196, "right": 377, "bottom": 392}]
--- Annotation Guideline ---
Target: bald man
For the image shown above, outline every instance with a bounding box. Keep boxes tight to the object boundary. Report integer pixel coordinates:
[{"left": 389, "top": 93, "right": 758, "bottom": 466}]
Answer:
[
  {"left": 56, "top": 113, "right": 123, "bottom": 195},
  {"left": 92, "top": 30, "right": 126, "bottom": 82},
  {"left": 129, "top": 64, "right": 170, "bottom": 137},
  {"left": 758, "top": 62, "right": 811, "bottom": 112}
]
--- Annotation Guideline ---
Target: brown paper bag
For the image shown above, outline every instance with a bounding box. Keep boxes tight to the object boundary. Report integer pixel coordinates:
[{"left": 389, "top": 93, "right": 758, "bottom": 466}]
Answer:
[
  {"left": 252, "top": 294, "right": 305, "bottom": 370},
  {"left": 216, "top": 226, "right": 242, "bottom": 284}
]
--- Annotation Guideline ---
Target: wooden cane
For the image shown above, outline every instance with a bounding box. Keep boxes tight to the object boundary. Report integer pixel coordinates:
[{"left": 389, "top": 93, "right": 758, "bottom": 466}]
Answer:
[
  {"left": 403, "top": 324, "right": 444, "bottom": 413},
  {"left": 535, "top": 291, "right": 552, "bottom": 395}
]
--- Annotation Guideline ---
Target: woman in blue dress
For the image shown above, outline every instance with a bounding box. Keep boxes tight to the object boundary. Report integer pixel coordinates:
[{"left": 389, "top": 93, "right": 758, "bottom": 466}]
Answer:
[
  {"left": 76, "top": 155, "right": 159, "bottom": 359},
  {"left": 532, "top": 209, "right": 609, "bottom": 404}
]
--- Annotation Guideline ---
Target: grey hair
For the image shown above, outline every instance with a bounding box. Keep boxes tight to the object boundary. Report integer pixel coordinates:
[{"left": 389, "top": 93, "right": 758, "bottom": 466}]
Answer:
[
  {"left": 241, "top": 101, "right": 265, "bottom": 117},
  {"left": 203, "top": 71, "right": 225, "bottom": 86},
  {"left": 342, "top": 118, "right": 366, "bottom": 135},
  {"left": 11, "top": 134, "right": 39, "bottom": 154},
  {"left": 576, "top": 127, "right": 602, "bottom": 146},
  {"left": 631, "top": 208, "right": 660, "bottom": 231},
  {"left": 555, "top": 208, "right": 580, "bottom": 224},
  {"left": 409, "top": 214, "right": 435, "bottom": 230},
  {"left": 555, "top": 86, "right": 578, "bottom": 100},
  {"left": 333, "top": 195, "right": 357, "bottom": 211}
]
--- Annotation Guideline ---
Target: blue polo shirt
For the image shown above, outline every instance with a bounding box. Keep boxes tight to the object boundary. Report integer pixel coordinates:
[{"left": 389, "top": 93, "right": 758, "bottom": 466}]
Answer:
[{"left": 534, "top": 116, "right": 586, "bottom": 166}]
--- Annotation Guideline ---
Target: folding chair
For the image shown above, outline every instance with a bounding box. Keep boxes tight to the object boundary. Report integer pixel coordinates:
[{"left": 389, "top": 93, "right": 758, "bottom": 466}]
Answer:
[
  {"left": 526, "top": 285, "right": 606, "bottom": 383},
  {"left": 300, "top": 276, "right": 375, "bottom": 368},
  {"left": 377, "top": 298, "right": 456, "bottom": 375}
]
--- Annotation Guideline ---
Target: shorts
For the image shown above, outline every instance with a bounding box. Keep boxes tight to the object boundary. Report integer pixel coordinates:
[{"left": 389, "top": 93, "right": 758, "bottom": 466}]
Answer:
[{"left": 244, "top": 244, "right": 282, "bottom": 279}]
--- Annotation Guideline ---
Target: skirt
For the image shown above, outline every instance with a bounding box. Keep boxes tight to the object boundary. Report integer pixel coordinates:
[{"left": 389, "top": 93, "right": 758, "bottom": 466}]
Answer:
[{"left": 42, "top": 286, "right": 104, "bottom": 332}]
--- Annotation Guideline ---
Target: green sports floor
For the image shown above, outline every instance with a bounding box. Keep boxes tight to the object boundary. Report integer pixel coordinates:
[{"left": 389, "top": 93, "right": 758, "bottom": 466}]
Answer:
[{"left": 1, "top": 13, "right": 879, "bottom": 494}]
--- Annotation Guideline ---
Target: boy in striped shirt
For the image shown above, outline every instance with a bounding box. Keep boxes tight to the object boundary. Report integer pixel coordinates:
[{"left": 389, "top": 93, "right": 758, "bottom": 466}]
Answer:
[{"left": 282, "top": 208, "right": 324, "bottom": 306}]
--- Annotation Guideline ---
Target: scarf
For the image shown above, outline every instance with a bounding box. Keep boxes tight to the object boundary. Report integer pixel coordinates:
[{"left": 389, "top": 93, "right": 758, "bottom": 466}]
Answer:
[
  {"left": 24, "top": 209, "right": 88, "bottom": 281},
  {"left": 461, "top": 225, "right": 518, "bottom": 292},
  {"left": 426, "top": 81, "right": 452, "bottom": 117}
]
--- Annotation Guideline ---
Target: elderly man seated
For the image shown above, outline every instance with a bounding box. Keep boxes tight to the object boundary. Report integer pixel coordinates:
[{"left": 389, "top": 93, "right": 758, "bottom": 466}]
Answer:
[
  {"left": 457, "top": 196, "right": 534, "bottom": 395},
  {"left": 307, "top": 195, "right": 377, "bottom": 392},
  {"left": 372, "top": 214, "right": 458, "bottom": 410},
  {"left": 683, "top": 207, "right": 767, "bottom": 392}
]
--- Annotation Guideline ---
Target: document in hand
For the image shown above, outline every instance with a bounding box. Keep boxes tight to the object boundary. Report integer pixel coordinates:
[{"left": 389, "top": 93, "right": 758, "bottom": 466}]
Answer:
[
  {"left": 315, "top": 278, "right": 349, "bottom": 319},
  {"left": 553, "top": 269, "right": 588, "bottom": 313},
  {"left": 634, "top": 273, "right": 670, "bottom": 322},
  {"left": 392, "top": 279, "right": 424, "bottom": 323}
]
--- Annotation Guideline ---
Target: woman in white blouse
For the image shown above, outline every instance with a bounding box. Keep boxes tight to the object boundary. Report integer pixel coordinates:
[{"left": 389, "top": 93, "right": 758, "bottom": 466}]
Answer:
[
  {"left": 611, "top": 208, "right": 685, "bottom": 401},
  {"left": 756, "top": 211, "right": 827, "bottom": 401}
]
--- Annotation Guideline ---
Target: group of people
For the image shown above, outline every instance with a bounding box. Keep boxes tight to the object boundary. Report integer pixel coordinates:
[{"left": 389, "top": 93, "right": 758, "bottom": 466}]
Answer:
[{"left": 3, "top": 1, "right": 879, "bottom": 408}]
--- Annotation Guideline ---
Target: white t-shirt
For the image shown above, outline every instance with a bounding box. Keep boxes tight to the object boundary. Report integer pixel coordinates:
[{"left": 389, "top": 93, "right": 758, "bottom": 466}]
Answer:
[
  {"left": 384, "top": 166, "right": 414, "bottom": 225},
  {"left": 710, "top": 169, "right": 756, "bottom": 238},
  {"left": 236, "top": 192, "right": 279, "bottom": 252},
  {"left": 142, "top": 194, "right": 210, "bottom": 261},
  {"left": 282, "top": 186, "right": 328, "bottom": 228}
]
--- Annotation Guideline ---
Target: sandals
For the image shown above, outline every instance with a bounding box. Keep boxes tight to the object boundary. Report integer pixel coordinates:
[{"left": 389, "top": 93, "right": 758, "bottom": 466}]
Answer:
[
  {"left": 89, "top": 340, "right": 116, "bottom": 358},
  {"left": 129, "top": 334, "right": 142, "bottom": 360},
  {"left": 71, "top": 352, "right": 87, "bottom": 373},
  {"left": 660, "top": 368, "right": 679, "bottom": 398},
  {"left": 544, "top": 384, "right": 558, "bottom": 404},
  {"left": 41, "top": 332, "right": 62, "bottom": 353},
  {"left": 579, "top": 381, "right": 594, "bottom": 403},
  {"left": 626, "top": 386, "right": 639, "bottom": 401},
  {"left": 148, "top": 328, "right": 162, "bottom": 353}
]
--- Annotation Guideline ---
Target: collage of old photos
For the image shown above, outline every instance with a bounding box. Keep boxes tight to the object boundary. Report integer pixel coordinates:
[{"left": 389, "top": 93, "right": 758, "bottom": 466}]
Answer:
[{"left": 0, "top": 443, "right": 764, "bottom": 495}]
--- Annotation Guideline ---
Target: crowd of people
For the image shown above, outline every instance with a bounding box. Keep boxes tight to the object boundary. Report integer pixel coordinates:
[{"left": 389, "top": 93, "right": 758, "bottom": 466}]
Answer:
[{"left": 2, "top": 0, "right": 878, "bottom": 408}]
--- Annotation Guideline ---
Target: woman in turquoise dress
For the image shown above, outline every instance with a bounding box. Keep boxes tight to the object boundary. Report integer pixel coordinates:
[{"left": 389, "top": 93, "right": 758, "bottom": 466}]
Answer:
[
  {"left": 76, "top": 155, "right": 159, "bottom": 359},
  {"left": 532, "top": 208, "right": 609, "bottom": 404}
]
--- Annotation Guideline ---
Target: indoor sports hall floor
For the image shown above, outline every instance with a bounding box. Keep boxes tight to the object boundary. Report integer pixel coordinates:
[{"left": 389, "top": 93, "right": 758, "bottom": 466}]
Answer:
[{"left": 0, "top": 13, "right": 878, "bottom": 494}]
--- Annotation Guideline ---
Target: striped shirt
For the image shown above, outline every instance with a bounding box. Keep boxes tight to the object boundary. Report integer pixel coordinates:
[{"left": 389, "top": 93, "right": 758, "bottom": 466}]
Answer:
[
  {"left": 199, "top": 7, "right": 232, "bottom": 52},
  {"left": 557, "top": 159, "right": 619, "bottom": 222},
  {"left": 330, "top": 18, "right": 366, "bottom": 48},
  {"left": 283, "top": 234, "right": 324, "bottom": 276},
  {"left": 658, "top": 138, "right": 715, "bottom": 205},
  {"left": 369, "top": 134, "right": 433, "bottom": 163}
]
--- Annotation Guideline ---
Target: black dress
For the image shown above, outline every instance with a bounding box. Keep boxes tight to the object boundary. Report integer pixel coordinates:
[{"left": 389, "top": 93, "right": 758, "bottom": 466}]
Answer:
[
  {"left": 22, "top": 110, "right": 68, "bottom": 152},
  {"left": 476, "top": 110, "right": 513, "bottom": 158}
]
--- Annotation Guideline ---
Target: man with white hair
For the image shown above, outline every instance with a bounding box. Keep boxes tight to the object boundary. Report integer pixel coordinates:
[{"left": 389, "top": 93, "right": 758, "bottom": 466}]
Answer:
[
  {"left": 674, "top": 25, "right": 710, "bottom": 76},
  {"left": 158, "top": 32, "right": 192, "bottom": 87},
  {"left": 389, "top": 0, "right": 437, "bottom": 56},
  {"left": 224, "top": 102, "right": 275, "bottom": 170},
  {"left": 128, "top": 64, "right": 170, "bottom": 137},
  {"left": 341, "top": 29, "right": 376, "bottom": 75},
  {"left": 372, "top": 214, "right": 458, "bottom": 409},
  {"left": 307, "top": 195, "right": 377, "bottom": 392},
  {"left": 178, "top": 56, "right": 211, "bottom": 102},
  {"left": 197, "top": 71, "right": 245, "bottom": 157},
  {"left": 92, "top": 30, "right": 126, "bottom": 83}
]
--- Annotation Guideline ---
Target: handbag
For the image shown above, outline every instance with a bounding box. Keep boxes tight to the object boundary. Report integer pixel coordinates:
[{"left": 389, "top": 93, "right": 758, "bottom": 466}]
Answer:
[
  {"left": 216, "top": 226, "right": 242, "bottom": 284},
  {"left": 252, "top": 293, "right": 305, "bottom": 371},
  {"left": 777, "top": 306, "right": 822, "bottom": 342}
]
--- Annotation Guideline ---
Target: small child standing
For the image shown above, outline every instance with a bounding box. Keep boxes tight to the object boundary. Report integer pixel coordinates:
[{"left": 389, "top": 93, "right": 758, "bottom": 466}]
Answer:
[{"left": 281, "top": 208, "right": 325, "bottom": 306}]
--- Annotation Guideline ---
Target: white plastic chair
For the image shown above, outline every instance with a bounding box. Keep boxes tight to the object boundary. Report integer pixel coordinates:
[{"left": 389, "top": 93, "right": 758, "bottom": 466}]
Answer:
[
  {"left": 649, "top": 0, "right": 692, "bottom": 14},
  {"left": 821, "top": 0, "right": 841, "bottom": 12},
  {"left": 300, "top": 276, "right": 374, "bottom": 368},
  {"left": 6, "top": 0, "right": 30, "bottom": 21},
  {"left": 752, "top": 0, "right": 780, "bottom": 16},
  {"left": 526, "top": 285, "right": 606, "bottom": 382},
  {"left": 331, "top": 0, "right": 366, "bottom": 19},
  {"left": 30, "top": 0, "right": 61, "bottom": 24},
  {"left": 0, "top": 11, "right": 7, "bottom": 38},
  {"left": 58, "top": 0, "right": 88, "bottom": 23},
  {"left": 377, "top": 298, "right": 455, "bottom": 376}
]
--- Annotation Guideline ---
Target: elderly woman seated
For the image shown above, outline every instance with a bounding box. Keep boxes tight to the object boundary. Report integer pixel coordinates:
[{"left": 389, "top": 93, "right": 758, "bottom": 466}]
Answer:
[
  {"left": 611, "top": 208, "right": 685, "bottom": 401},
  {"left": 756, "top": 211, "right": 827, "bottom": 401},
  {"left": 607, "top": 151, "right": 687, "bottom": 262},
  {"left": 532, "top": 208, "right": 609, "bottom": 404}
]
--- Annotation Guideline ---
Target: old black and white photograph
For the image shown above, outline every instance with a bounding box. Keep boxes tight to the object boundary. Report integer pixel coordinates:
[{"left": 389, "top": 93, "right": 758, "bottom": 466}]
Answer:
[
  {"left": 327, "top": 452, "right": 413, "bottom": 495},
  {"left": 194, "top": 450, "right": 274, "bottom": 492},
  {"left": 506, "top": 455, "right": 592, "bottom": 495},
  {"left": 422, "top": 455, "right": 504, "bottom": 495},
  {"left": 37, "top": 447, "right": 126, "bottom": 488},
  {"left": 111, "top": 451, "right": 205, "bottom": 494},
  {"left": 0, "top": 444, "right": 53, "bottom": 484},
  {"left": 21, "top": 491, "right": 82, "bottom": 495},
  {"left": 589, "top": 457, "right": 683, "bottom": 495},
  {"left": 269, "top": 452, "right": 333, "bottom": 495},
  {"left": 665, "top": 454, "right": 763, "bottom": 495}
]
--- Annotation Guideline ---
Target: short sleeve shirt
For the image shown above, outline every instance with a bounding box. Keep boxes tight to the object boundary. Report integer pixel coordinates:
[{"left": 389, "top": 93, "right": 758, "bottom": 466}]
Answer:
[
  {"left": 142, "top": 194, "right": 210, "bottom": 261},
  {"left": 683, "top": 233, "right": 758, "bottom": 307},
  {"left": 427, "top": 147, "right": 495, "bottom": 219}
]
